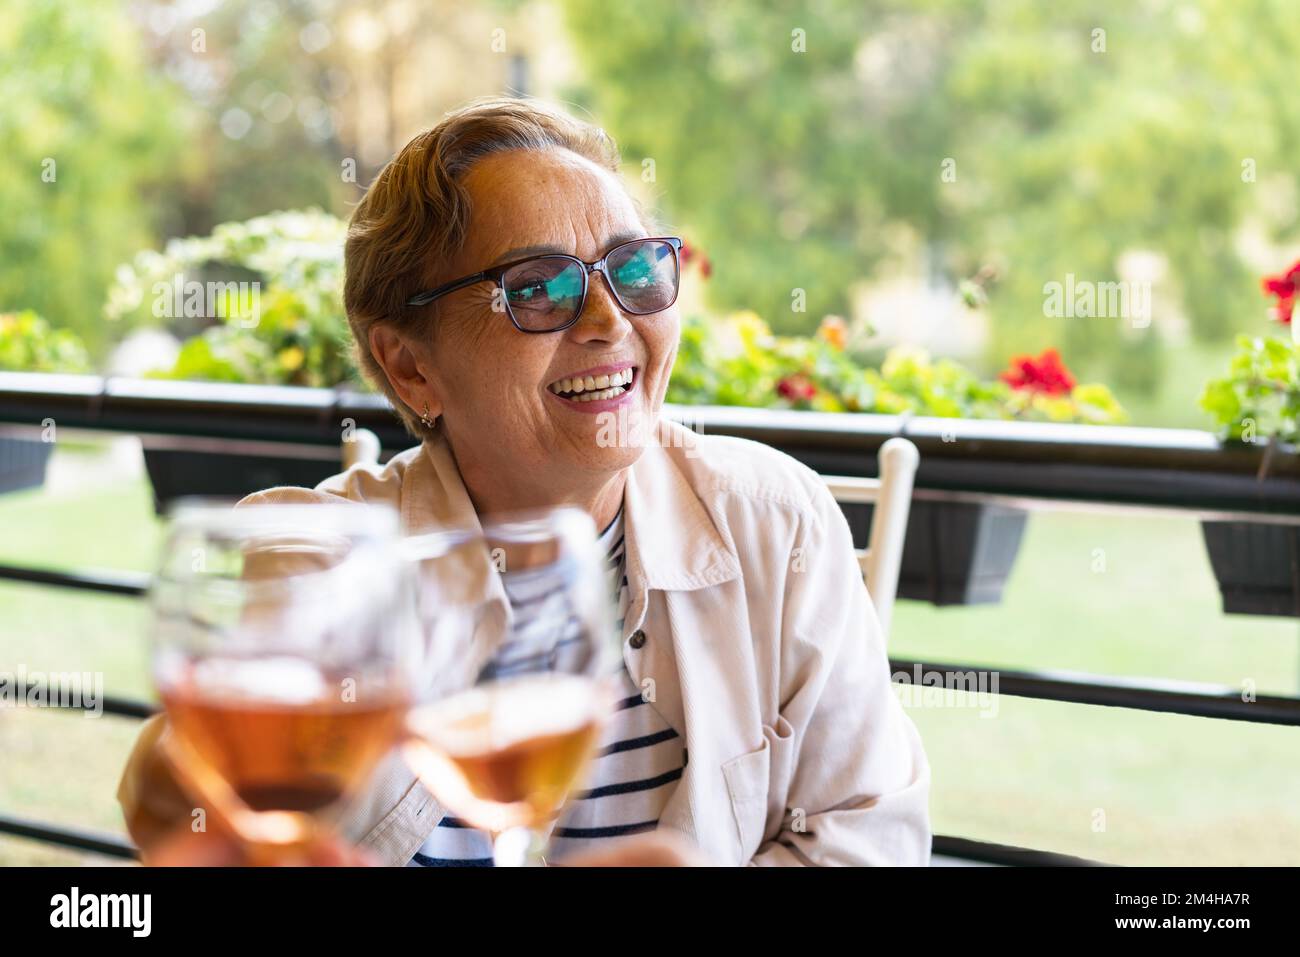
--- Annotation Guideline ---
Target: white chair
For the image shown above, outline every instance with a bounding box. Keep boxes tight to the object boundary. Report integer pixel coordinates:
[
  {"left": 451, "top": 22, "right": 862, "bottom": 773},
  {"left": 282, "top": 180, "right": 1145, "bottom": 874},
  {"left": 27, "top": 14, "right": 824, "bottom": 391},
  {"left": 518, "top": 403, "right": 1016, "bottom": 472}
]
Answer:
[
  {"left": 822, "top": 437, "right": 920, "bottom": 642},
  {"left": 341, "top": 428, "right": 383, "bottom": 470}
]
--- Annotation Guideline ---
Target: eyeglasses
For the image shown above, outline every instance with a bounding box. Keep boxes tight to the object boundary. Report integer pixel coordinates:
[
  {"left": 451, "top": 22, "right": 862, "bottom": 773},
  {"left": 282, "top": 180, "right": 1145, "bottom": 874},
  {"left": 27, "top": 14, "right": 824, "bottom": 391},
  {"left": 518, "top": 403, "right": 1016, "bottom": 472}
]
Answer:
[{"left": 406, "top": 236, "right": 683, "bottom": 334}]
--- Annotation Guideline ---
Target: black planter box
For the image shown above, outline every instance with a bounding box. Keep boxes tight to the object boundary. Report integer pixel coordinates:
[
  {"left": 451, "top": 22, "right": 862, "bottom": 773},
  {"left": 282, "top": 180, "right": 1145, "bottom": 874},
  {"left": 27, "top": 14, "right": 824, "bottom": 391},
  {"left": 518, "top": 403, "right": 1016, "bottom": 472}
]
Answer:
[
  {"left": 1201, "top": 521, "right": 1300, "bottom": 617},
  {"left": 0, "top": 436, "right": 54, "bottom": 494},
  {"left": 840, "top": 500, "right": 1028, "bottom": 605},
  {"left": 142, "top": 448, "right": 342, "bottom": 514}
]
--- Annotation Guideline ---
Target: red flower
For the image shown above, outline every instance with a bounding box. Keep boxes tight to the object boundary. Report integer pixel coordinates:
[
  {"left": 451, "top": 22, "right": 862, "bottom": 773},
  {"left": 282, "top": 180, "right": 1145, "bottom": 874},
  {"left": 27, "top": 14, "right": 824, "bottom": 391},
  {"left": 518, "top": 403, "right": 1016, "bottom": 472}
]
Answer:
[
  {"left": 999, "top": 348, "right": 1077, "bottom": 396},
  {"left": 776, "top": 373, "right": 817, "bottom": 402},
  {"left": 1260, "top": 260, "right": 1300, "bottom": 325},
  {"left": 680, "top": 241, "right": 712, "bottom": 279}
]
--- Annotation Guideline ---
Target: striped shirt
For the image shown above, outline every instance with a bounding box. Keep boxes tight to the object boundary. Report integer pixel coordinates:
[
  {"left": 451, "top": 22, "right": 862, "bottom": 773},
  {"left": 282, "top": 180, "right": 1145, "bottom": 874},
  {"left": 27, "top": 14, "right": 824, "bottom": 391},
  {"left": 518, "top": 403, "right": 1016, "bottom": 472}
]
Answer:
[{"left": 410, "top": 506, "right": 687, "bottom": 866}]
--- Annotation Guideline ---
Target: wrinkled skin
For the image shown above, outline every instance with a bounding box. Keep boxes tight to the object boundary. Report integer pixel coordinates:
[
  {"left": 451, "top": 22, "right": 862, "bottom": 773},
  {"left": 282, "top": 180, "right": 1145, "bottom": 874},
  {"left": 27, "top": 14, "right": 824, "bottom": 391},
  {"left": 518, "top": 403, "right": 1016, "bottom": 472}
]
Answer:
[{"left": 369, "top": 147, "right": 680, "bottom": 530}]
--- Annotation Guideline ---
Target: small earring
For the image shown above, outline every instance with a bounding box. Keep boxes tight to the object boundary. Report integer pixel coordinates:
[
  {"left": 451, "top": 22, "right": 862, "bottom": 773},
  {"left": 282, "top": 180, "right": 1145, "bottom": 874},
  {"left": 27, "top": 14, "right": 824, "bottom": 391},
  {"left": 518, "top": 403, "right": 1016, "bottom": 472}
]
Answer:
[{"left": 419, "top": 402, "right": 434, "bottom": 429}]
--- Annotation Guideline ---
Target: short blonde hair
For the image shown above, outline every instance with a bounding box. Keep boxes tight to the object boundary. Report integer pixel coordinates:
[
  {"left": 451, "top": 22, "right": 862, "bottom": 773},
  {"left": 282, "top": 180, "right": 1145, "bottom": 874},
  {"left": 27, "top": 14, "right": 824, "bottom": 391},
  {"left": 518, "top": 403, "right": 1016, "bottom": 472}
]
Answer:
[{"left": 344, "top": 96, "right": 623, "bottom": 439}]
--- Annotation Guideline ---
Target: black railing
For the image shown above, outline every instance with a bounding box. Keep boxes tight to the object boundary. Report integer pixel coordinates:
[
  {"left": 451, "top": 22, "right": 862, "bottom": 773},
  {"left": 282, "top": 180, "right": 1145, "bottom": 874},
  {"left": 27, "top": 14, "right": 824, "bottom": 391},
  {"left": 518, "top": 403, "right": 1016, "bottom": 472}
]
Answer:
[
  {"left": 0, "top": 812, "right": 1097, "bottom": 868},
  {"left": 3, "top": 372, "right": 1299, "bottom": 511},
  {"left": 0, "top": 563, "right": 1117, "bottom": 865},
  {"left": 3, "top": 372, "right": 1298, "bottom": 866}
]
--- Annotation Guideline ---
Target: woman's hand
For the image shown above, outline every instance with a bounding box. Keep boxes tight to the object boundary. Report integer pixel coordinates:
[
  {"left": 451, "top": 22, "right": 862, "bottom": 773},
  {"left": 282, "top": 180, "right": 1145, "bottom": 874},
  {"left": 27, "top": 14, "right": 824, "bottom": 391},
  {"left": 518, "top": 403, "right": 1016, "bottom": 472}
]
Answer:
[
  {"left": 557, "top": 831, "right": 711, "bottom": 867},
  {"left": 143, "top": 824, "right": 709, "bottom": 866},
  {"left": 143, "top": 826, "right": 379, "bottom": 867}
]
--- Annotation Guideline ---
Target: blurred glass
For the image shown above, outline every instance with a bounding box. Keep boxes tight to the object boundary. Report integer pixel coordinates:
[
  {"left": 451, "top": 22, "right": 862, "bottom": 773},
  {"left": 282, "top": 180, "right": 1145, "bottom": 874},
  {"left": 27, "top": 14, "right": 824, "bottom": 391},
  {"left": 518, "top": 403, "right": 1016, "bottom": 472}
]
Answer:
[
  {"left": 150, "top": 500, "right": 416, "bottom": 862},
  {"left": 399, "top": 507, "right": 618, "bottom": 866}
]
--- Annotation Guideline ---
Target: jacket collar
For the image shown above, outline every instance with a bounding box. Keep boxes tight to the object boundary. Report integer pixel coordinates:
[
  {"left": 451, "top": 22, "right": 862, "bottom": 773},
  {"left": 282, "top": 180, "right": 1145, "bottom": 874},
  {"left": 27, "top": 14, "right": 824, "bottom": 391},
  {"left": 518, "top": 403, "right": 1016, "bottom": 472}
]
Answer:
[
  {"left": 401, "top": 436, "right": 509, "bottom": 681},
  {"left": 621, "top": 420, "right": 740, "bottom": 593},
  {"left": 404, "top": 434, "right": 482, "bottom": 536},
  {"left": 409, "top": 420, "right": 741, "bottom": 595}
]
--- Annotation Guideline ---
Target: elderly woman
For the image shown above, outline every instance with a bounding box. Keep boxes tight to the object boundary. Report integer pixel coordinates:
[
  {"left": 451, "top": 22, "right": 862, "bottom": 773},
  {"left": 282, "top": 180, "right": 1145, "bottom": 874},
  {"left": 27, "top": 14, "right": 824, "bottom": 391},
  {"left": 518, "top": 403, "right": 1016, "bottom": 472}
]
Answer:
[{"left": 120, "top": 96, "right": 930, "bottom": 867}]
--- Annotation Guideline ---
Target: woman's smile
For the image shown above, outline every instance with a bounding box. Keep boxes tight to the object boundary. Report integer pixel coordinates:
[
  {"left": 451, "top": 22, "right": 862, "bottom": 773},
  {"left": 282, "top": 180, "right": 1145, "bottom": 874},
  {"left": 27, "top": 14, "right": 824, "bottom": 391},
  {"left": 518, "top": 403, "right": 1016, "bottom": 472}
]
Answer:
[{"left": 545, "top": 363, "right": 638, "bottom": 414}]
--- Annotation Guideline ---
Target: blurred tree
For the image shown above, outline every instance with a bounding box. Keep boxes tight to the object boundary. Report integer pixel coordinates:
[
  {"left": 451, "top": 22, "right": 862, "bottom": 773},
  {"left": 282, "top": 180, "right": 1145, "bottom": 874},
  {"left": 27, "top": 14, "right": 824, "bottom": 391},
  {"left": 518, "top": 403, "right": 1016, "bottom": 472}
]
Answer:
[
  {"left": 133, "top": 0, "right": 354, "bottom": 232},
  {"left": 559, "top": 0, "right": 1300, "bottom": 394},
  {"left": 0, "top": 0, "right": 189, "bottom": 351}
]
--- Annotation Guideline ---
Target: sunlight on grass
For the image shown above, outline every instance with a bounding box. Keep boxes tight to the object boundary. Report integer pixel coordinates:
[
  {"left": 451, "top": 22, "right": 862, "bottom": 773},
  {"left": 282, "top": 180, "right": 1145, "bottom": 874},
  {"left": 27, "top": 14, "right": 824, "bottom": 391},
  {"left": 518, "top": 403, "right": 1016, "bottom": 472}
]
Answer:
[
  {"left": 892, "top": 507, "right": 1299, "bottom": 862},
  {"left": 905, "top": 693, "right": 1300, "bottom": 865}
]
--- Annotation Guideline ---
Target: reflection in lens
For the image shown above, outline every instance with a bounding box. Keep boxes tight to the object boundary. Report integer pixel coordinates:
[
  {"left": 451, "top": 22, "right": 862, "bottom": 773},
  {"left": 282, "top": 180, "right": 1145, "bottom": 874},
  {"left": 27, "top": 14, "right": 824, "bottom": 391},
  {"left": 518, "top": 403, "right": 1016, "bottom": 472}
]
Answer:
[
  {"left": 608, "top": 240, "right": 676, "bottom": 314},
  {"left": 505, "top": 258, "right": 584, "bottom": 330}
]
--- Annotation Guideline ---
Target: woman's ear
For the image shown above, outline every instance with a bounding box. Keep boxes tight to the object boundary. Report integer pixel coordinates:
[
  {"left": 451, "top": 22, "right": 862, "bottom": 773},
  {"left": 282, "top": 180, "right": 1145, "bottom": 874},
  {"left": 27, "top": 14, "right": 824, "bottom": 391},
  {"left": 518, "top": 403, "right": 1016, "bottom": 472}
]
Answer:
[{"left": 368, "top": 323, "right": 443, "bottom": 419}]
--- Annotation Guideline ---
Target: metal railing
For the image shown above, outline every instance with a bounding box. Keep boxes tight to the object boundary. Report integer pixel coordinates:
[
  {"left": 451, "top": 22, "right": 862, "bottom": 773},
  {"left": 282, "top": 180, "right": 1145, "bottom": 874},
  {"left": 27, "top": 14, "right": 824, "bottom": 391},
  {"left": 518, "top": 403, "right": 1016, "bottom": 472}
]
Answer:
[
  {"left": 3, "top": 372, "right": 1299, "bottom": 866},
  {"left": 3, "top": 371, "right": 1299, "bottom": 506}
]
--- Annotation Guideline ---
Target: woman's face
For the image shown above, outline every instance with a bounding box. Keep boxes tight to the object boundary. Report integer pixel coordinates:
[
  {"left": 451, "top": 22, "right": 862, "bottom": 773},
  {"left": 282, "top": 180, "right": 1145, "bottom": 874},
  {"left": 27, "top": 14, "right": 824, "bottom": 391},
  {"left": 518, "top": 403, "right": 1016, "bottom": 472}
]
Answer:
[{"left": 386, "top": 147, "right": 679, "bottom": 497}]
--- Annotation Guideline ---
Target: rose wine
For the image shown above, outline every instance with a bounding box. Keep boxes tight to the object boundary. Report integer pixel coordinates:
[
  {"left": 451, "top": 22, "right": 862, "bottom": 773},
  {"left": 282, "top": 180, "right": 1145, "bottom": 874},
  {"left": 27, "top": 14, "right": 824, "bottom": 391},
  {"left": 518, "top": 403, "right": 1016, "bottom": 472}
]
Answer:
[
  {"left": 159, "top": 656, "right": 408, "bottom": 846},
  {"left": 402, "top": 673, "right": 603, "bottom": 834}
]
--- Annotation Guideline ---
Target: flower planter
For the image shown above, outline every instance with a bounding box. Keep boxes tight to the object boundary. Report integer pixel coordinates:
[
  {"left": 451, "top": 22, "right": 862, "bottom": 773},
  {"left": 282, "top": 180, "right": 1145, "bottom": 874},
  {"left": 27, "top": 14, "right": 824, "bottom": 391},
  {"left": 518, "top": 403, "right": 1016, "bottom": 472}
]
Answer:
[
  {"left": 0, "top": 436, "right": 54, "bottom": 495},
  {"left": 1200, "top": 521, "right": 1300, "bottom": 617},
  {"left": 142, "top": 447, "right": 341, "bottom": 514},
  {"left": 840, "top": 500, "right": 1028, "bottom": 606}
]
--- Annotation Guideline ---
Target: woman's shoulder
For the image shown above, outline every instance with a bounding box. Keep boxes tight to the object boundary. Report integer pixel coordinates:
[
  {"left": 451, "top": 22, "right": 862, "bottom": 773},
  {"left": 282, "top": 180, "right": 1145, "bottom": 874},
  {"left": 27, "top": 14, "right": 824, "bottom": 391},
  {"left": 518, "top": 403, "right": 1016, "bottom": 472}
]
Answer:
[
  {"left": 655, "top": 419, "right": 832, "bottom": 523},
  {"left": 237, "top": 443, "right": 426, "bottom": 509}
]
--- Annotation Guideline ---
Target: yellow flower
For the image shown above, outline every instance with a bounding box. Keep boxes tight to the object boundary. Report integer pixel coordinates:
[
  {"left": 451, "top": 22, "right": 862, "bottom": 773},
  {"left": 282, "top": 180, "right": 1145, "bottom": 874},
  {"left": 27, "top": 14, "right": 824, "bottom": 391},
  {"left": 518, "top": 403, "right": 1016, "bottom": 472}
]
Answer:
[
  {"left": 278, "top": 346, "right": 305, "bottom": 371},
  {"left": 881, "top": 344, "right": 932, "bottom": 380},
  {"left": 729, "top": 310, "right": 774, "bottom": 347}
]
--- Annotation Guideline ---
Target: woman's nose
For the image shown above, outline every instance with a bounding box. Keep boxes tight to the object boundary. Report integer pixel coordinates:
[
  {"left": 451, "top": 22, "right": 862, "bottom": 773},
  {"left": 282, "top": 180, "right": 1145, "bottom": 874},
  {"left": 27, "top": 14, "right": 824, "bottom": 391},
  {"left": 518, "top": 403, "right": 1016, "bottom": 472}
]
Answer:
[{"left": 568, "top": 269, "right": 632, "bottom": 344}]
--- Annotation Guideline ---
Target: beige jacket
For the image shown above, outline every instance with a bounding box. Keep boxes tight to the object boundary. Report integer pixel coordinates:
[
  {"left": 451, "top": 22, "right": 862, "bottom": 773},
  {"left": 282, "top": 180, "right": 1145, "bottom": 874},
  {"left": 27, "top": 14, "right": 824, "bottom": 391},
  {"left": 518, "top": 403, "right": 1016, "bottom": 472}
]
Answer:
[{"left": 120, "top": 419, "right": 930, "bottom": 866}]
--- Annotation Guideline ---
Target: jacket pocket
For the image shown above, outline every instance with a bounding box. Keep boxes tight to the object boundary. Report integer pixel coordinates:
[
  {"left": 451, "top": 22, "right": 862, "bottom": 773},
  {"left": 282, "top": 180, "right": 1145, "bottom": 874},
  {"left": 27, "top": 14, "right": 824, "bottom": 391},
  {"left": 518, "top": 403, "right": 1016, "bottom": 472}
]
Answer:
[{"left": 722, "top": 737, "right": 771, "bottom": 862}]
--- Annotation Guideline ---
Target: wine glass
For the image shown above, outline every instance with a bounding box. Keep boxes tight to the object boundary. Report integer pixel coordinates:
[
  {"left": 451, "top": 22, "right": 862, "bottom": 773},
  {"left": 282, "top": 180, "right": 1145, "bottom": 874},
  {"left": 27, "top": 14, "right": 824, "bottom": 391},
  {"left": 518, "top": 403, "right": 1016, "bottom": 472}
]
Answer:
[
  {"left": 149, "top": 499, "right": 419, "bottom": 864},
  {"left": 399, "top": 507, "right": 618, "bottom": 866}
]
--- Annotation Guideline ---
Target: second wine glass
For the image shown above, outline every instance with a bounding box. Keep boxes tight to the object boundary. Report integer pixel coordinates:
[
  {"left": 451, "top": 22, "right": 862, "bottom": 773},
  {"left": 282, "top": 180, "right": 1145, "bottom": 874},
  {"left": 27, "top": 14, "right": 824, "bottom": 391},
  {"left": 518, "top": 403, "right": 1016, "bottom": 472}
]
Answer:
[{"left": 400, "top": 507, "right": 618, "bottom": 866}]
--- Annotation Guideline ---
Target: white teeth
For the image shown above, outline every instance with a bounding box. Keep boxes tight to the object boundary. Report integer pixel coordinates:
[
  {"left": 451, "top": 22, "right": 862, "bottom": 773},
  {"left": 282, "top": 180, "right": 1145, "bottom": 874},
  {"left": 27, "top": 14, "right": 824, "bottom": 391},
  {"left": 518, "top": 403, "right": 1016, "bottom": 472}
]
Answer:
[
  {"left": 572, "top": 385, "right": 626, "bottom": 402},
  {"left": 548, "top": 366, "right": 635, "bottom": 396}
]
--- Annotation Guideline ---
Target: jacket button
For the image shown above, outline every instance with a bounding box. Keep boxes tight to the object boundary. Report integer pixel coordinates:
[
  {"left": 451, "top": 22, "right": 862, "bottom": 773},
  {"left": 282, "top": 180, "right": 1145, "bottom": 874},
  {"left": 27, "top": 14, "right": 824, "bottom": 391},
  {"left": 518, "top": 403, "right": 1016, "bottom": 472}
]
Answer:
[{"left": 629, "top": 629, "right": 647, "bottom": 649}]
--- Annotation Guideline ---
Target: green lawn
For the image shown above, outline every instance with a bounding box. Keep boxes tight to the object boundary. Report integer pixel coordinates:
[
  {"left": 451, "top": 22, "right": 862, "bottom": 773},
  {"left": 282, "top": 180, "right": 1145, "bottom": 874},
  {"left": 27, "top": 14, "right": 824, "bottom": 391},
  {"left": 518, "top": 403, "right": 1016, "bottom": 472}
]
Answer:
[
  {"left": 0, "top": 451, "right": 163, "bottom": 865},
  {"left": 1109, "top": 340, "right": 1237, "bottom": 431},
  {"left": 891, "top": 508, "right": 1300, "bottom": 865},
  {"left": 1, "top": 441, "right": 1297, "bottom": 865}
]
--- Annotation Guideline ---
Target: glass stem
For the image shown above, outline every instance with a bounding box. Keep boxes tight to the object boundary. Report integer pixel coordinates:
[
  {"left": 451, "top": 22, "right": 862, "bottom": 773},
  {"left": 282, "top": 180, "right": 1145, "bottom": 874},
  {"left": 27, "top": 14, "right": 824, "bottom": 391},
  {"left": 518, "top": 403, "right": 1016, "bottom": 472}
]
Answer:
[{"left": 493, "top": 826, "right": 547, "bottom": 867}]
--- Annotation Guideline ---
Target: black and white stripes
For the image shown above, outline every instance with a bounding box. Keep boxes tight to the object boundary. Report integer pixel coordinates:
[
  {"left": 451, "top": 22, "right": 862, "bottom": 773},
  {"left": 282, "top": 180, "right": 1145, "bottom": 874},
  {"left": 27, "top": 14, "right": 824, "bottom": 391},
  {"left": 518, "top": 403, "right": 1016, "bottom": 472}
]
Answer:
[{"left": 410, "top": 506, "right": 687, "bottom": 866}]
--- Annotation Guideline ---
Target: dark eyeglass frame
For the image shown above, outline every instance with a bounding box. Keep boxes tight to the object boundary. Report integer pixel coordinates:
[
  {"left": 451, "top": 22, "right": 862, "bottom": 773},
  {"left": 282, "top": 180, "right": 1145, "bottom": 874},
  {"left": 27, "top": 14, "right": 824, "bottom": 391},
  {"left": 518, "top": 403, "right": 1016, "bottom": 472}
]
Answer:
[{"left": 405, "top": 236, "right": 683, "bottom": 334}]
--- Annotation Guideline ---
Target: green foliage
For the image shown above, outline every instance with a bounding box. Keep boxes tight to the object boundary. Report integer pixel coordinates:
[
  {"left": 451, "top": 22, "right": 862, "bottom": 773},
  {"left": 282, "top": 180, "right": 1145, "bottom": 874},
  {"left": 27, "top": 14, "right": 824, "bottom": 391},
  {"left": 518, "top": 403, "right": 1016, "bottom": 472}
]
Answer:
[
  {"left": 107, "top": 209, "right": 361, "bottom": 388},
  {"left": 669, "top": 313, "right": 1126, "bottom": 424},
  {"left": 560, "top": 0, "right": 1300, "bottom": 393},
  {"left": 0, "top": 310, "right": 91, "bottom": 373},
  {"left": 0, "top": 0, "right": 189, "bottom": 353},
  {"left": 1199, "top": 334, "right": 1300, "bottom": 444},
  {"left": 138, "top": 0, "right": 355, "bottom": 227},
  {"left": 0, "top": 0, "right": 361, "bottom": 362}
]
